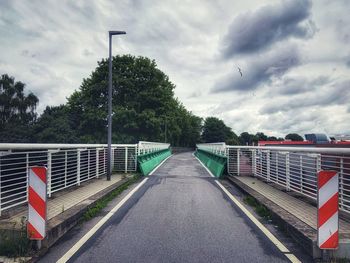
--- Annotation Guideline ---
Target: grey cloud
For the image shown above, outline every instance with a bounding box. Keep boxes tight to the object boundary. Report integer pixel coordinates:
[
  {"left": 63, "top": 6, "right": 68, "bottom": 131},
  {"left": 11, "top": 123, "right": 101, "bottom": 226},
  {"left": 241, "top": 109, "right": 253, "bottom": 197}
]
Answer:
[
  {"left": 260, "top": 80, "right": 350, "bottom": 114},
  {"left": 222, "top": 0, "right": 314, "bottom": 57},
  {"left": 213, "top": 44, "right": 300, "bottom": 92},
  {"left": 276, "top": 76, "right": 330, "bottom": 95}
]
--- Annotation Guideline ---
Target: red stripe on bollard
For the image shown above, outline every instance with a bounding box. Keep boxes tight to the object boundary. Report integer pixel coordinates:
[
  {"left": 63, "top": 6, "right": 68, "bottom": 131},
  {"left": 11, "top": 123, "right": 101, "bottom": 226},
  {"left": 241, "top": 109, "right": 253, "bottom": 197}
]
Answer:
[
  {"left": 317, "top": 170, "right": 339, "bottom": 250},
  {"left": 28, "top": 166, "right": 47, "bottom": 240}
]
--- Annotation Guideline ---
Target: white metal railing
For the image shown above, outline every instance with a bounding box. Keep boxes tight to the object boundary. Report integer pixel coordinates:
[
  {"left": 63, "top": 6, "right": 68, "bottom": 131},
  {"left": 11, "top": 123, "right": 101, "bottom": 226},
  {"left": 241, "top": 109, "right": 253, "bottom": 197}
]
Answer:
[
  {"left": 196, "top": 142, "right": 226, "bottom": 156},
  {"left": 0, "top": 143, "right": 138, "bottom": 216},
  {"left": 226, "top": 145, "right": 350, "bottom": 215},
  {"left": 137, "top": 141, "right": 170, "bottom": 155}
]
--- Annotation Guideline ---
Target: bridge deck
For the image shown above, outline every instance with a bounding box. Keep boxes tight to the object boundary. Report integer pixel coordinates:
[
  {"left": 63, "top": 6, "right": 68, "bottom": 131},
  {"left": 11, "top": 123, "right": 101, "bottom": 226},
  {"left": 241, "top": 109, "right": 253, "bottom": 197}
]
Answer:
[{"left": 65, "top": 152, "right": 292, "bottom": 262}]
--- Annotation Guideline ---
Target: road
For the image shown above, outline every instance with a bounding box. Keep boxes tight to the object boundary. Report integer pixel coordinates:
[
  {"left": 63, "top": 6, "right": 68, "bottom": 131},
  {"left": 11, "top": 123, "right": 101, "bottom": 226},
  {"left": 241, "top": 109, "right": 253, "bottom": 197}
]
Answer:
[{"left": 42, "top": 152, "right": 304, "bottom": 263}]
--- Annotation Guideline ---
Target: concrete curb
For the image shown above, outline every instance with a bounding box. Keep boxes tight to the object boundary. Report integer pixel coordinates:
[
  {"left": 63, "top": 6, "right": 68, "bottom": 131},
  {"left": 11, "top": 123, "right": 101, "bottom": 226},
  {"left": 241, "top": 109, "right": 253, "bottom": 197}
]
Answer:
[{"left": 225, "top": 176, "right": 321, "bottom": 259}]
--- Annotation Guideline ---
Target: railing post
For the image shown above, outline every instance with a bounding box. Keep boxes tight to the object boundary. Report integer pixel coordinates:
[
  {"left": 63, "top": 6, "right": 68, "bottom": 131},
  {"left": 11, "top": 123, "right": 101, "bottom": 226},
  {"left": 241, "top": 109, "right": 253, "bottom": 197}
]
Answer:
[
  {"left": 340, "top": 158, "right": 344, "bottom": 209},
  {"left": 111, "top": 147, "right": 115, "bottom": 172},
  {"left": 77, "top": 149, "right": 81, "bottom": 186},
  {"left": 65, "top": 151, "right": 67, "bottom": 187},
  {"left": 104, "top": 148, "right": 106, "bottom": 175},
  {"left": 266, "top": 150, "right": 270, "bottom": 182},
  {"left": 300, "top": 155, "right": 303, "bottom": 193},
  {"left": 286, "top": 152, "right": 290, "bottom": 191},
  {"left": 87, "top": 149, "right": 90, "bottom": 179},
  {"left": 276, "top": 152, "right": 279, "bottom": 182},
  {"left": 0, "top": 158, "right": 2, "bottom": 216},
  {"left": 125, "top": 147, "right": 128, "bottom": 174},
  {"left": 252, "top": 149, "right": 256, "bottom": 176},
  {"left": 47, "top": 151, "right": 52, "bottom": 197},
  {"left": 237, "top": 149, "right": 240, "bottom": 175},
  {"left": 26, "top": 153, "right": 29, "bottom": 201},
  {"left": 96, "top": 149, "right": 99, "bottom": 178}
]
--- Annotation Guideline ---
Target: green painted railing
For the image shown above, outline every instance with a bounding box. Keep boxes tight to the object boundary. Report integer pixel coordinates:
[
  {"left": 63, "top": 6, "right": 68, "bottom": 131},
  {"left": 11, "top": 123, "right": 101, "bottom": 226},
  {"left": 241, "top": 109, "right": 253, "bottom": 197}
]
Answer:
[
  {"left": 137, "top": 148, "right": 171, "bottom": 176},
  {"left": 195, "top": 148, "right": 227, "bottom": 178}
]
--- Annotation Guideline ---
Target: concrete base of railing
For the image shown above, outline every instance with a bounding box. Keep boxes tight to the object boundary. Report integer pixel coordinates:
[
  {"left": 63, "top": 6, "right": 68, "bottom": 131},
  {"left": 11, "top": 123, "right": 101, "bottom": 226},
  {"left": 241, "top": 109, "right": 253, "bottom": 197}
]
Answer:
[
  {"left": 137, "top": 149, "right": 171, "bottom": 176},
  {"left": 0, "top": 176, "right": 133, "bottom": 257},
  {"left": 226, "top": 176, "right": 350, "bottom": 260},
  {"left": 194, "top": 149, "right": 227, "bottom": 178}
]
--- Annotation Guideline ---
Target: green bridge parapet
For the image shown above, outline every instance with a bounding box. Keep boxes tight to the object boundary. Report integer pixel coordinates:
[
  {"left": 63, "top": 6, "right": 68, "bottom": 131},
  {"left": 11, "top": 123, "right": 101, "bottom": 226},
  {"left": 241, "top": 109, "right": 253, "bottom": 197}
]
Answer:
[
  {"left": 194, "top": 148, "right": 227, "bottom": 178},
  {"left": 137, "top": 148, "right": 171, "bottom": 176}
]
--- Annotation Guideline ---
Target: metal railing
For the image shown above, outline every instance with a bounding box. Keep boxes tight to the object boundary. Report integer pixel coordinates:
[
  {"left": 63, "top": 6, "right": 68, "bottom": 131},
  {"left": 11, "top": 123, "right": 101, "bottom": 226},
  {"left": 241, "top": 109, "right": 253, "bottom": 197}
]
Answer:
[
  {"left": 225, "top": 145, "right": 350, "bottom": 215},
  {"left": 0, "top": 143, "right": 137, "bottom": 216},
  {"left": 196, "top": 142, "right": 226, "bottom": 156},
  {"left": 137, "top": 141, "right": 170, "bottom": 155}
]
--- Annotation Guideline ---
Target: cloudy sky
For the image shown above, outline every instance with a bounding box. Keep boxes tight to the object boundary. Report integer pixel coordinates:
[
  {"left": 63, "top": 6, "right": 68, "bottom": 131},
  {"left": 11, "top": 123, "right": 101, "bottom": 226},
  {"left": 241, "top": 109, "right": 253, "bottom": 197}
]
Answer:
[{"left": 1, "top": 0, "right": 349, "bottom": 137}]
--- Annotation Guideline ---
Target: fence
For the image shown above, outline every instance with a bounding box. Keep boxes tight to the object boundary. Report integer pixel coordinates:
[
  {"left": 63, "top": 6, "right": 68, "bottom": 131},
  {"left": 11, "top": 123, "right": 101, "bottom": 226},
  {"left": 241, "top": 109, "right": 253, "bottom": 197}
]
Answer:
[
  {"left": 0, "top": 143, "right": 138, "bottom": 216},
  {"left": 197, "top": 143, "right": 350, "bottom": 215},
  {"left": 138, "top": 141, "right": 170, "bottom": 154}
]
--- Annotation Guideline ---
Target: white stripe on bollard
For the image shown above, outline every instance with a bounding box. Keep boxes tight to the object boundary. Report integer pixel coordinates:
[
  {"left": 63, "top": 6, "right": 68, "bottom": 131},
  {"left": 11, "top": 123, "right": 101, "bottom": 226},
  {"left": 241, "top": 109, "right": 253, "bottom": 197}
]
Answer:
[
  {"left": 27, "top": 166, "right": 47, "bottom": 240},
  {"left": 317, "top": 170, "right": 339, "bottom": 249}
]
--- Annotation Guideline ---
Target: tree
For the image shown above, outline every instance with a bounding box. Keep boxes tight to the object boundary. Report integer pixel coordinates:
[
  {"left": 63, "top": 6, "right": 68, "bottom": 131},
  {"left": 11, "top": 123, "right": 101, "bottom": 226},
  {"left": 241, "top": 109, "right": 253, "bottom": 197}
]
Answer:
[
  {"left": 0, "top": 74, "right": 38, "bottom": 142},
  {"left": 33, "top": 105, "right": 79, "bottom": 143},
  {"left": 201, "top": 117, "right": 239, "bottom": 145},
  {"left": 61, "top": 55, "right": 201, "bottom": 146},
  {"left": 285, "top": 133, "right": 304, "bottom": 141}
]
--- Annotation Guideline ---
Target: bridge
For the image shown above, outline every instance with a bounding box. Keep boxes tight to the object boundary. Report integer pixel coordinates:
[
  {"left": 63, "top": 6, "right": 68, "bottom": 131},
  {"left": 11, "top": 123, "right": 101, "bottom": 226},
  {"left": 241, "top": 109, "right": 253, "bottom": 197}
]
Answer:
[{"left": 0, "top": 142, "right": 349, "bottom": 262}]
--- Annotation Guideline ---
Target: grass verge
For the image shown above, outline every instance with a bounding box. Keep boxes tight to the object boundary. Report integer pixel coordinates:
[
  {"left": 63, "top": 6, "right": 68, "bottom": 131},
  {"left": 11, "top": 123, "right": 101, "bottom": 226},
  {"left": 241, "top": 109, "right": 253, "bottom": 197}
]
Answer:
[
  {"left": 243, "top": 195, "right": 272, "bottom": 220},
  {"left": 81, "top": 174, "right": 142, "bottom": 222}
]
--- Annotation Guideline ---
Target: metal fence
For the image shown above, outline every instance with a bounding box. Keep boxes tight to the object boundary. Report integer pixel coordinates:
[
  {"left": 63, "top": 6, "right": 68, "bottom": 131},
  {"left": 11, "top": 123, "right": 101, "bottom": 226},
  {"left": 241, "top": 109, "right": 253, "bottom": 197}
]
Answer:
[
  {"left": 196, "top": 143, "right": 350, "bottom": 215},
  {"left": 137, "top": 141, "right": 170, "bottom": 155},
  {"left": 0, "top": 143, "right": 137, "bottom": 216}
]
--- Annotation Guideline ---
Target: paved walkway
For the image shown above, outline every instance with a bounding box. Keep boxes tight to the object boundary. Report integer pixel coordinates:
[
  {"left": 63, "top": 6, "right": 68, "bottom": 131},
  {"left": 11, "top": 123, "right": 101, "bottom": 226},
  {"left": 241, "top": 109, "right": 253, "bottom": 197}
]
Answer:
[
  {"left": 1, "top": 175, "right": 124, "bottom": 226},
  {"left": 235, "top": 176, "right": 350, "bottom": 237}
]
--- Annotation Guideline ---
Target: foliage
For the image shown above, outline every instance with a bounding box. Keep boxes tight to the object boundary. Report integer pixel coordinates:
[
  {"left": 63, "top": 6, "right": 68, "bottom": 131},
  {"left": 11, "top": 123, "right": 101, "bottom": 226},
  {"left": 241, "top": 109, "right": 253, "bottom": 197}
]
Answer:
[
  {"left": 201, "top": 117, "right": 239, "bottom": 145},
  {"left": 82, "top": 174, "right": 141, "bottom": 221},
  {"left": 285, "top": 133, "right": 304, "bottom": 141},
  {"left": 60, "top": 55, "right": 202, "bottom": 146},
  {"left": 0, "top": 74, "right": 38, "bottom": 142},
  {"left": 239, "top": 132, "right": 284, "bottom": 145},
  {"left": 33, "top": 105, "right": 79, "bottom": 143}
]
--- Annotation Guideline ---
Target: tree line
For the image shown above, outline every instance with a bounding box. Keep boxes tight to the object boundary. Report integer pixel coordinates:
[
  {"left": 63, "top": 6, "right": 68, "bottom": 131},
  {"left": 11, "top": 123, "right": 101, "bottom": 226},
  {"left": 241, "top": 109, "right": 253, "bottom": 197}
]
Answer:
[{"left": 0, "top": 55, "right": 304, "bottom": 146}]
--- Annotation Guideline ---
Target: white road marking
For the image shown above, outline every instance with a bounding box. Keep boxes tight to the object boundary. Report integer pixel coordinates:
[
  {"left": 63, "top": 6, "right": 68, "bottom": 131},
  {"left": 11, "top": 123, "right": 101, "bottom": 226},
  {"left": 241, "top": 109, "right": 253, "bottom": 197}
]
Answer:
[
  {"left": 192, "top": 152, "right": 215, "bottom": 178},
  {"left": 57, "top": 178, "right": 149, "bottom": 263},
  {"left": 149, "top": 154, "right": 172, "bottom": 175},
  {"left": 193, "top": 152, "right": 301, "bottom": 263},
  {"left": 215, "top": 180, "right": 301, "bottom": 263}
]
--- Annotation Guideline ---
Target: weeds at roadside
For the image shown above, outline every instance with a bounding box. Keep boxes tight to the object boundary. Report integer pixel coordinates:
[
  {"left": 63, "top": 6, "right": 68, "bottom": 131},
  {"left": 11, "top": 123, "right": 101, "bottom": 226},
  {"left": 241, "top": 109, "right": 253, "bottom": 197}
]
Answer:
[
  {"left": 0, "top": 217, "right": 32, "bottom": 258},
  {"left": 243, "top": 196, "right": 272, "bottom": 221},
  {"left": 81, "top": 174, "right": 141, "bottom": 222}
]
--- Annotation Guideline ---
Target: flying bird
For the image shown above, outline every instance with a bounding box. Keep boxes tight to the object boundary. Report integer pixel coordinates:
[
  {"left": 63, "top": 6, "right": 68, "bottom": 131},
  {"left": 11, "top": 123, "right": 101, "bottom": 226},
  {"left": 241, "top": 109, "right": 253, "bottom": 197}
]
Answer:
[{"left": 237, "top": 67, "right": 243, "bottom": 77}]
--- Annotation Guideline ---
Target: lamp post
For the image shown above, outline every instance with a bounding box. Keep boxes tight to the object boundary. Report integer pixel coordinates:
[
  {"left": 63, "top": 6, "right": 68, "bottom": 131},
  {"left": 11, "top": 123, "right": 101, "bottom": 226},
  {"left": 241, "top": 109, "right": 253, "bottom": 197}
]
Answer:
[{"left": 107, "top": 30, "right": 126, "bottom": 181}]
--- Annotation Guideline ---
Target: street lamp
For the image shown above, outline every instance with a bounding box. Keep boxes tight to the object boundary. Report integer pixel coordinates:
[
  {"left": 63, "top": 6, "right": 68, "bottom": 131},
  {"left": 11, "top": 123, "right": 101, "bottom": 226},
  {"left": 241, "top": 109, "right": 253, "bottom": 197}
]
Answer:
[{"left": 107, "top": 30, "right": 126, "bottom": 181}]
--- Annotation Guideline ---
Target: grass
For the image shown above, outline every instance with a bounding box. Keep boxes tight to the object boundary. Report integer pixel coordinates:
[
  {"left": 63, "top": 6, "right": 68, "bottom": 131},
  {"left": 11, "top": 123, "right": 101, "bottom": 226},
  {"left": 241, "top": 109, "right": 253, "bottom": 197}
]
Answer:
[
  {"left": 81, "top": 174, "right": 141, "bottom": 221},
  {"left": 243, "top": 195, "right": 272, "bottom": 220},
  {"left": 0, "top": 217, "right": 32, "bottom": 258}
]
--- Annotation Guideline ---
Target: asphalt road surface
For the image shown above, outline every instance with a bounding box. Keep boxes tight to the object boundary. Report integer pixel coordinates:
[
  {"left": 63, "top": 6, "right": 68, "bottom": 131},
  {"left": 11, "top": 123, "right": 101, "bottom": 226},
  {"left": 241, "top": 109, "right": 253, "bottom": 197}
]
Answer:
[{"left": 44, "top": 152, "right": 304, "bottom": 263}]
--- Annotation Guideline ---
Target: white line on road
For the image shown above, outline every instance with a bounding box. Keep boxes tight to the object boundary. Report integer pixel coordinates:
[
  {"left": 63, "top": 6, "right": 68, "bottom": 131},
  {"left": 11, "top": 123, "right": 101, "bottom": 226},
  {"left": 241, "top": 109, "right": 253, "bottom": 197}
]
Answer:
[
  {"left": 193, "top": 153, "right": 301, "bottom": 263},
  {"left": 215, "top": 180, "right": 301, "bottom": 263},
  {"left": 149, "top": 154, "right": 172, "bottom": 175},
  {"left": 57, "top": 177, "right": 149, "bottom": 263},
  {"left": 192, "top": 152, "right": 215, "bottom": 178}
]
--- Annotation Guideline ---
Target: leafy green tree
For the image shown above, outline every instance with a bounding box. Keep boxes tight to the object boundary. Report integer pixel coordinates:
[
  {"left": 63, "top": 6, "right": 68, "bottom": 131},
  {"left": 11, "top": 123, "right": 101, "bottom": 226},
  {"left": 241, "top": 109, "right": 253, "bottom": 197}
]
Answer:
[
  {"left": 0, "top": 74, "right": 38, "bottom": 142},
  {"left": 64, "top": 55, "right": 201, "bottom": 146},
  {"left": 285, "top": 133, "right": 304, "bottom": 141},
  {"left": 239, "top": 132, "right": 254, "bottom": 145},
  {"left": 201, "top": 117, "right": 239, "bottom": 145},
  {"left": 33, "top": 105, "right": 79, "bottom": 143}
]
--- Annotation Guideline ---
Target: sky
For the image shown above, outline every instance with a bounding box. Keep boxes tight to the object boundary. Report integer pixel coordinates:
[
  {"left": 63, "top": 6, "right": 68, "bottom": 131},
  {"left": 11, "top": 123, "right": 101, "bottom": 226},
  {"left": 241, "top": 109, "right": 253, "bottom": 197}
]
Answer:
[{"left": 1, "top": 0, "right": 349, "bottom": 137}]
